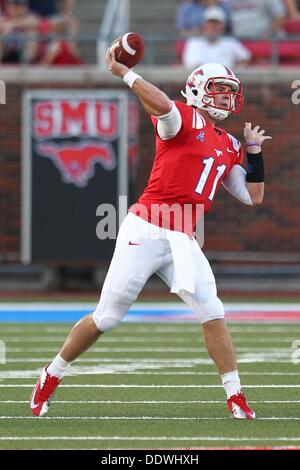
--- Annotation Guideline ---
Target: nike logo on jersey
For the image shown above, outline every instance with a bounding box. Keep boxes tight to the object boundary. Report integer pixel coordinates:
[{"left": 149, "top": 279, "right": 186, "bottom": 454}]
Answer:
[
  {"left": 214, "top": 149, "right": 223, "bottom": 157},
  {"left": 129, "top": 241, "right": 140, "bottom": 246}
]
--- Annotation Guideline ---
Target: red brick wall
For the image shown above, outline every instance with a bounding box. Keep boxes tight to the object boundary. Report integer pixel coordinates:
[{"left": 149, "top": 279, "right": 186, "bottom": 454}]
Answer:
[{"left": 0, "top": 81, "right": 299, "bottom": 262}]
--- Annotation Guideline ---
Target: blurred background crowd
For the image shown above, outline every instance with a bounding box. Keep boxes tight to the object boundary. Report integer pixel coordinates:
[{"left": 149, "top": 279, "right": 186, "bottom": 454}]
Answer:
[
  {"left": 176, "top": 0, "right": 300, "bottom": 68},
  {"left": 0, "top": 0, "right": 300, "bottom": 67},
  {"left": 0, "top": 0, "right": 81, "bottom": 65}
]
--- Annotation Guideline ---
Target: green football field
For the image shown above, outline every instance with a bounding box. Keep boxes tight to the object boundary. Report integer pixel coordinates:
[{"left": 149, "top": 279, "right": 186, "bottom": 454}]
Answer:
[{"left": 0, "top": 321, "right": 300, "bottom": 449}]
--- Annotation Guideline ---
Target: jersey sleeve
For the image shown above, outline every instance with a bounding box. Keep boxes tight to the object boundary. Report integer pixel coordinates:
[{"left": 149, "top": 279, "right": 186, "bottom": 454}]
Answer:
[
  {"left": 226, "top": 132, "right": 244, "bottom": 168},
  {"left": 151, "top": 100, "right": 187, "bottom": 140}
]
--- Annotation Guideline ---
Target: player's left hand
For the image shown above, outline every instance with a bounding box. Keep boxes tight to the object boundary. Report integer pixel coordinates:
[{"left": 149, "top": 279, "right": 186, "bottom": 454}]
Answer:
[
  {"left": 106, "top": 47, "right": 129, "bottom": 78},
  {"left": 244, "top": 122, "right": 272, "bottom": 148}
]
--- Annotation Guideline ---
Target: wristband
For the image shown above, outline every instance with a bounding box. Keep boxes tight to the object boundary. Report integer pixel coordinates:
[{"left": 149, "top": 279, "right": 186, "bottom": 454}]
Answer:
[
  {"left": 246, "top": 152, "right": 264, "bottom": 183},
  {"left": 123, "top": 70, "right": 142, "bottom": 88},
  {"left": 246, "top": 142, "right": 261, "bottom": 147}
]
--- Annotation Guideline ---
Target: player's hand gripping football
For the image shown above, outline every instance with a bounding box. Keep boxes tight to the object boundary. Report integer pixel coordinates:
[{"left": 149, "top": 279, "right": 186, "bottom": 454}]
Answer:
[
  {"left": 244, "top": 122, "right": 272, "bottom": 153},
  {"left": 106, "top": 47, "right": 129, "bottom": 79}
]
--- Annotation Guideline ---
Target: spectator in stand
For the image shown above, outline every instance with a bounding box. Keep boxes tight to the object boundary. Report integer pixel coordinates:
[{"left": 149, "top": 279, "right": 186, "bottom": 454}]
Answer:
[
  {"left": 0, "top": 0, "right": 81, "bottom": 65},
  {"left": 0, "top": 0, "right": 40, "bottom": 63},
  {"left": 28, "top": 0, "right": 75, "bottom": 17},
  {"left": 222, "top": 0, "right": 285, "bottom": 38},
  {"left": 176, "top": 0, "right": 231, "bottom": 37},
  {"left": 38, "top": 20, "right": 82, "bottom": 66},
  {"left": 182, "top": 6, "right": 251, "bottom": 68},
  {"left": 28, "top": 0, "right": 81, "bottom": 65},
  {"left": 0, "top": 0, "right": 75, "bottom": 18},
  {"left": 28, "top": 0, "right": 77, "bottom": 35},
  {"left": 281, "top": 0, "right": 300, "bottom": 35}
]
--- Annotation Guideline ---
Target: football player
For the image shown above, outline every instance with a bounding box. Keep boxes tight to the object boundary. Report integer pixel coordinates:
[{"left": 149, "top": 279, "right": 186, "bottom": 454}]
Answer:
[{"left": 30, "top": 53, "right": 271, "bottom": 420}]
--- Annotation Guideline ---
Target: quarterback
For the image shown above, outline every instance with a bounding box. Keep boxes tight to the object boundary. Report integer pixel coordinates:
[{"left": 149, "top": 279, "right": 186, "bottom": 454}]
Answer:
[{"left": 30, "top": 51, "right": 271, "bottom": 419}]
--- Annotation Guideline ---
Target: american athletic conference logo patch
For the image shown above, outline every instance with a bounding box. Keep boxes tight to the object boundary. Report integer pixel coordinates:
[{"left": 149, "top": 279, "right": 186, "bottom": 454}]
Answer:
[{"left": 196, "top": 131, "right": 205, "bottom": 142}]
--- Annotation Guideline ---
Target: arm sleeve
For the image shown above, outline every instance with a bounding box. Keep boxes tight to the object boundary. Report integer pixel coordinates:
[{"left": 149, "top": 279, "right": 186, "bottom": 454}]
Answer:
[
  {"left": 156, "top": 101, "right": 182, "bottom": 140},
  {"left": 222, "top": 164, "right": 253, "bottom": 206}
]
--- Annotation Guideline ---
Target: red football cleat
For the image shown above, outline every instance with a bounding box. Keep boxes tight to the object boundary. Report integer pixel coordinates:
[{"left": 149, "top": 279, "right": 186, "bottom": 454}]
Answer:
[
  {"left": 227, "top": 390, "right": 256, "bottom": 420},
  {"left": 30, "top": 366, "right": 62, "bottom": 417}
]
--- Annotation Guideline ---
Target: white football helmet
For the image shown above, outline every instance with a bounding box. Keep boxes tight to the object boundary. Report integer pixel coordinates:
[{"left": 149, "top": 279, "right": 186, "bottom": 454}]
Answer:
[{"left": 181, "top": 63, "right": 244, "bottom": 120}]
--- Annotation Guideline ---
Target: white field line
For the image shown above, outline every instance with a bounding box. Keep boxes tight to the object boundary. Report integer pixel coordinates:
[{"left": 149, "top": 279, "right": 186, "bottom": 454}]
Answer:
[
  {"left": 2, "top": 326, "right": 300, "bottom": 335},
  {"left": 2, "top": 327, "right": 300, "bottom": 335},
  {"left": 0, "top": 384, "right": 299, "bottom": 388},
  {"left": 1, "top": 400, "right": 300, "bottom": 404},
  {"left": 3, "top": 337, "right": 300, "bottom": 345},
  {"left": 3, "top": 330, "right": 300, "bottom": 340},
  {"left": 4, "top": 337, "right": 299, "bottom": 350},
  {"left": 1, "top": 356, "right": 295, "bottom": 364},
  {"left": 2, "top": 327, "right": 298, "bottom": 334},
  {"left": 1, "top": 360, "right": 294, "bottom": 366},
  {"left": 0, "top": 357, "right": 236, "bottom": 367},
  {"left": 1, "top": 416, "right": 300, "bottom": 421},
  {"left": 1, "top": 370, "right": 299, "bottom": 379},
  {"left": 1, "top": 436, "right": 300, "bottom": 442},
  {"left": 1, "top": 346, "right": 294, "bottom": 352},
  {"left": 6, "top": 346, "right": 300, "bottom": 352}
]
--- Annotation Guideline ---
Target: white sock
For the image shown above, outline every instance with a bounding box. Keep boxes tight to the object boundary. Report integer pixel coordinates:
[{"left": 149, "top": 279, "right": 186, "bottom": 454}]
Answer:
[
  {"left": 47, "top": 354, "right": 70, "bottom": 379},
  {"left": 221, "top": 370, "right": 241, "bottom": 399}
]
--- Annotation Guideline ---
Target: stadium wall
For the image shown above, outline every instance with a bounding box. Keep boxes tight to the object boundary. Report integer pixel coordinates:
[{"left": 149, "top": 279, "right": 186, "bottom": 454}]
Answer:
[{"left": 0, "top": 66, "right": 299, "bottom": 263}]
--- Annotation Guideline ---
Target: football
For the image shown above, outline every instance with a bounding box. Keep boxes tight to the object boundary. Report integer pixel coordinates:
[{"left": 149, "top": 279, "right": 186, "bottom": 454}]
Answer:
[{"left": 110, "top": 32, "right": 144, "bottom": 68}]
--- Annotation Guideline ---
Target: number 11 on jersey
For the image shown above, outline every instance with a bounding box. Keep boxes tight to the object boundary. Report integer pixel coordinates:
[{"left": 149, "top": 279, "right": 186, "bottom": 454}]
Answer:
[{"left": 195, "top": 157, "right": 226, "bottom": 201}]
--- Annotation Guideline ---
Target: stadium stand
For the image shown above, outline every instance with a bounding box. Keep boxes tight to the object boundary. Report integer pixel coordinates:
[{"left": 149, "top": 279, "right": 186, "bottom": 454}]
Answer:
[
  {"left": 75, "top": 0, "right": 106, "bottom": 63},
  {"left": 128, "top": 0, "right": 178, "bottom": 64}
]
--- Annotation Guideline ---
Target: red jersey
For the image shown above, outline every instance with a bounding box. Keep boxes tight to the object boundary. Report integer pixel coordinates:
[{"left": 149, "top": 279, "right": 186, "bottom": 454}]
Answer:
[{"left": 130, "top": 100, "right": 243, "bottom": 234}]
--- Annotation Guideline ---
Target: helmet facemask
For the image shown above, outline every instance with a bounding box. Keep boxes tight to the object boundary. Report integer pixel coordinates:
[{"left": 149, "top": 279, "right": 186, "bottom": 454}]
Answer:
[
  {"left": 181, "top": 64, "right": 244, "bottom": 121},
  {"left": 203, "top": 77, "right": 244, "bottom": 120}
]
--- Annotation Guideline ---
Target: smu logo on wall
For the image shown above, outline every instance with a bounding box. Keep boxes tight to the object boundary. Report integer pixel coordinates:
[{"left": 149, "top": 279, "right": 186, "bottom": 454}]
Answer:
[
  {"left": 22, "top": 91, "right": 136, "bottom": 263},
  {"left": 33, "top": 99, "right": 119, "bottom": 187},
  {"left": 36, "top": 141, "right": 116, "bottom": 188}
]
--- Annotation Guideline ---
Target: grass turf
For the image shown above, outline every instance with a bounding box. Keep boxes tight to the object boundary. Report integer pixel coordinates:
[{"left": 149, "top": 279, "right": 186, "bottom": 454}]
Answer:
[{"left": 0, "top": 321, "right": 300, "bottom": 449}]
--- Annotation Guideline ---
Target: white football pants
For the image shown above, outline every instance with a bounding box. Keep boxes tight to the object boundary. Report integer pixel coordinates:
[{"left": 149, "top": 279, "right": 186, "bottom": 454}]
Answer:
[{"left": 93, "top": 213, "right": 224, "bottom": 332}]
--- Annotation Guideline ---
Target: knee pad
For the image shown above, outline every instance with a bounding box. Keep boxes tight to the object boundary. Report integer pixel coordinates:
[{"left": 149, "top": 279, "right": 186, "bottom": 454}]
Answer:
[
  {"left": 199, "top": 296, "right": 225, "bottom": 324},
  {"left": 93, "top": 313, "right": 122, "bottom": 332},
  {"left": 184, "top": 294, "right": 224, "bottom": 324},
  {"left": 92, "top": 290, "right": 131, "bottom": 332}
]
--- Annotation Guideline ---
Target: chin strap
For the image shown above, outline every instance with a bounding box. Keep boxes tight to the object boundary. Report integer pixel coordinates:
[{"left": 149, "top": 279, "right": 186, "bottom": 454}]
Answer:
[{"left": 208, "top": 108, "right": 230, "bottom": 120}]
